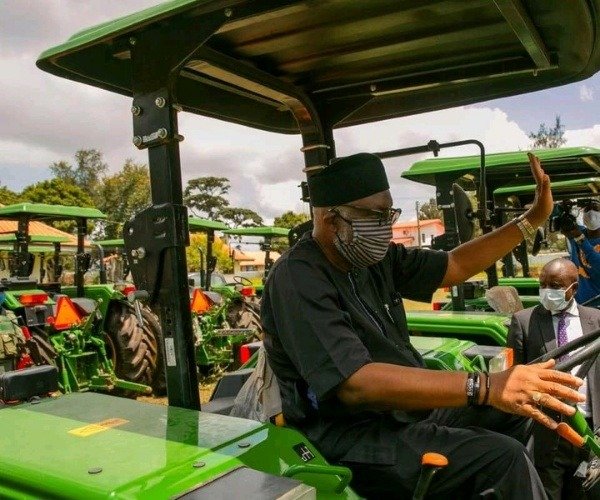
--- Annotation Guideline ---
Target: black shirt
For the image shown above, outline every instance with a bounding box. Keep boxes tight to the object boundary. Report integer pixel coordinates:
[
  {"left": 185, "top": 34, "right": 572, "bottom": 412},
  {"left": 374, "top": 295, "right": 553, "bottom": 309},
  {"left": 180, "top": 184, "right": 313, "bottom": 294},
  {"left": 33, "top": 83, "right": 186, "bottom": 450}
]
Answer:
[{"left": 261, "top": 232, "right": 448, "bottom": 463}]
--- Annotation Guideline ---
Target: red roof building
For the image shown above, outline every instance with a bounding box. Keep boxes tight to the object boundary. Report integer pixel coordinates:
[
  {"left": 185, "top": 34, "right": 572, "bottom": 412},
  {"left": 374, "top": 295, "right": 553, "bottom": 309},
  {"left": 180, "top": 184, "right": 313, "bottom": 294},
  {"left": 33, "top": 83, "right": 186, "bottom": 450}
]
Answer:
[{"left": 392, "top": 219, "right": 444, "bottom": 247}]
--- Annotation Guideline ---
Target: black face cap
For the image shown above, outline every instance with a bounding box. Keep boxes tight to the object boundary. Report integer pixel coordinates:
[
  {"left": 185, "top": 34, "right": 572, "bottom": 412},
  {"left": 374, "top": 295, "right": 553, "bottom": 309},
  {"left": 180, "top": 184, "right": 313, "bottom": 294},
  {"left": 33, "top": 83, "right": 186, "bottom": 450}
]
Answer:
[{"left": 308, "top": 153, "right": 390, "bottom": 207}]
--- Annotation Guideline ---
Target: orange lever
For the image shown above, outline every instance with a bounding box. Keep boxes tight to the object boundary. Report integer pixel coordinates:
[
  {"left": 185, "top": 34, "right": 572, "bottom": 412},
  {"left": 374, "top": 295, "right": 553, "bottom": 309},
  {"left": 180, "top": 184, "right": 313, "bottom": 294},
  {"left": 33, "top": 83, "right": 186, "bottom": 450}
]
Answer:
[
  {"left": 556, "top": 422, "right": 585, "bottom": 448},
  {"left": 421, "top": 452, "right": 449, "bottom": 467}
]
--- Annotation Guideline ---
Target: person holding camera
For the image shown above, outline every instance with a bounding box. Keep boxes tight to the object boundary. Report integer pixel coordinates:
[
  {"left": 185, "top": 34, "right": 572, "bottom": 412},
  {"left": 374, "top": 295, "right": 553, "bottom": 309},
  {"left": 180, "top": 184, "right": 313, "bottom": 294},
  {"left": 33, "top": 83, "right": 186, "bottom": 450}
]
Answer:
[{"left": 563, "top": 199, "right": 600, "bottom": 306}]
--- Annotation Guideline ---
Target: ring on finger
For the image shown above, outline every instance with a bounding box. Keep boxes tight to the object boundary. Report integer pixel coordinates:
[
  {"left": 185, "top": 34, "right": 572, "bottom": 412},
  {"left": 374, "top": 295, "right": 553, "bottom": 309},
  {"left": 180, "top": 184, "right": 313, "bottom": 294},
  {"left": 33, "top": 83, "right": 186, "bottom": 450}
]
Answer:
[{"left": 532, "top": 391, "right": 542, "bottom": 404}]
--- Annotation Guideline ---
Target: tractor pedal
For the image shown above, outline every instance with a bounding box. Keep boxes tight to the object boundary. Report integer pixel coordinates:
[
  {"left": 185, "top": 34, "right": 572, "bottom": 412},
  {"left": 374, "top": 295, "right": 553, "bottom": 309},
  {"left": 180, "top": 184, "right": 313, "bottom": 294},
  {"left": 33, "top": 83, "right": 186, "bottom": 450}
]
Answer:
[{"left": 213, "top": 328, "right": 255, "bottom": 337}]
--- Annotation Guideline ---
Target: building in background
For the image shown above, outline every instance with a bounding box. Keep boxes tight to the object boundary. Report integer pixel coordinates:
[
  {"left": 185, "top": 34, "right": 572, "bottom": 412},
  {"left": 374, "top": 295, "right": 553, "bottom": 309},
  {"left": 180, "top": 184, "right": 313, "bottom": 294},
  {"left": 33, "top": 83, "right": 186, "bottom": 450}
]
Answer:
[
  {"left": 231, "top": 249, "right": 281, "bottom": 277},
  {"left": 0, "top": 220, "right": 78, "bottom": 281},
  {"left": 392, "top": 219, "right": 444, "bottom": 247}
]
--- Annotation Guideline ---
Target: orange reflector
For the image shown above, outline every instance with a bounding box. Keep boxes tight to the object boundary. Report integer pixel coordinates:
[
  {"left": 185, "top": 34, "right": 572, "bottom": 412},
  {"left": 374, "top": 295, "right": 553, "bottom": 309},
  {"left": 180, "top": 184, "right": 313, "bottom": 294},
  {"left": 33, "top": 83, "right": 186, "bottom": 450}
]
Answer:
[
  {"left": 19, "top": 293, "right": 48, "bottom": 306},
  {"left": 556, "top": 422, "right": 585, "bottom": 448},
  {"left": 241, "top": 286, "right": 255, "bottom": 297},
  {"left": 52, "top": 296, "right": 83, "bottom": 330},
  {"left": 115, "top": 283, "right": 137, "bottom": 295},
  {"left": 191, "top": 288, "right": 212, "bottom": 314},
  {"left": 239, "top": 344, "right": 252, "bottom": 365},
  {"left": 432, "top": 302, "right": 442, "bottom": 311},
  {"left": 421, "top": 452, "right": 449, "bottom": 467}
]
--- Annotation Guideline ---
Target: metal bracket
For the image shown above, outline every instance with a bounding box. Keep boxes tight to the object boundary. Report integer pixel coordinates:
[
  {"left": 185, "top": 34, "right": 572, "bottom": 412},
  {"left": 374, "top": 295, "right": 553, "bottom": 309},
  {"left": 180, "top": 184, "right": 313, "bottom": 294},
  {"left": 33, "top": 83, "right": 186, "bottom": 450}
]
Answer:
[
  {"left": 123, "top": 204, "right": 189, "bottom": 303},
  {"left": 132, "top": 89, "right": 183, "bottom": 150}
]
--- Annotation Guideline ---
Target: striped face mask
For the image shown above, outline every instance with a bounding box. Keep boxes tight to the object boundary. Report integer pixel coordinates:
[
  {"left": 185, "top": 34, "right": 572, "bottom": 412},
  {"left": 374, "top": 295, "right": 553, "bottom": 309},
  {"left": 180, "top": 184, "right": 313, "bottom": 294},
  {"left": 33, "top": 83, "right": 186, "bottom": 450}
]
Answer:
[{"left": 334, "top": 218, "right": 392, "bottom": 268}]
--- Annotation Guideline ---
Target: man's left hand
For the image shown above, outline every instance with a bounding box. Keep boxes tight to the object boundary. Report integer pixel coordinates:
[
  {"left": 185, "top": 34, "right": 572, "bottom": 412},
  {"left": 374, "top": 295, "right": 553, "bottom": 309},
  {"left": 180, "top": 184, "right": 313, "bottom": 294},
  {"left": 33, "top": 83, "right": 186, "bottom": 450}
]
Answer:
[{"left": 525, "top": 152, "right": 553, "bottom": 228}]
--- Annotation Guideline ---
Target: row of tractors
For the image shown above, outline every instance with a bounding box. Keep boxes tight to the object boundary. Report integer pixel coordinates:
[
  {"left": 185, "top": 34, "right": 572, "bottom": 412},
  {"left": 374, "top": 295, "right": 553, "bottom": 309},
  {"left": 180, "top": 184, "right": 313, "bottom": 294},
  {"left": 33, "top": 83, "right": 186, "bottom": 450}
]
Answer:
[{"left": 0, "top": 202, "right": 284, "bottom": 398}]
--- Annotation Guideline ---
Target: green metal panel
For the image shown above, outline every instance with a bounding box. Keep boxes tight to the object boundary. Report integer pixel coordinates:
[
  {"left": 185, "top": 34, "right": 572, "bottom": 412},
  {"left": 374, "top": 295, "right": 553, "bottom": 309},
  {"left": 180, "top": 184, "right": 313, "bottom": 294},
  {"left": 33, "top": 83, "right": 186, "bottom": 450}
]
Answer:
[
  {"left": 36, "top": 1, "right": 600, "bottom": 133},
  {"left": 402, "top": 147, "right": 600, "bottom": 186},
  {"left": 0, "top": 234, "right": 70, "bottom": 243},
  {"left": 0, "top": 203, "right": 106, "bottom": 220},
  {"left": 61, "top": 284, "right": 120, "bottom": 319},
  {"left": 494, "top": 177, "right": 600, "bottom": 195},
  {"left": 188, "top": 217, "right": 229, "bottom": 231},
  {"left": 406, "top": 310, "right": 509, "bottom": 346},
  {"left": 223, "top": 226, "right": 290, "bottom": 237},
  {"left": 410, "top": 336, "right": 478, "bottom": 371},
  {"left": 93, "top": 238, "right": 125, "bottom": 247},
  {"left": 0, "top": 393, "right": 358, "bottom": 499},
  {"left": 498, "top": 277, "right": 540, "bottom": 292},
  {"left": 0, "top": 245, "right": 76, "bottom": 254}
]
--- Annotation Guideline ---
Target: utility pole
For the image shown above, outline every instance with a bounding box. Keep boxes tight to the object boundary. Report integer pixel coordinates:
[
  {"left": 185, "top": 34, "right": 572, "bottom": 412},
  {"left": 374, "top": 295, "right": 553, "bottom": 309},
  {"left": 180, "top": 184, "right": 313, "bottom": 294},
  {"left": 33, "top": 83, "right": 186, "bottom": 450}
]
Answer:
[{"left": 416, "top": 201, "right": 422, "bottom": 248}]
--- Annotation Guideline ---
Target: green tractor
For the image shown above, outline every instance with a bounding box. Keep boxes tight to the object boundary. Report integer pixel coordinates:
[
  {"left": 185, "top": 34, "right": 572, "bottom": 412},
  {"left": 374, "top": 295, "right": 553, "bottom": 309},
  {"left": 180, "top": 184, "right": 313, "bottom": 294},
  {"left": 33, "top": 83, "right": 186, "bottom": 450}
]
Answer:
[
  {"left": 403, "top": 147, "right": 600, "bottom": 312},
  {"left": 0, "top": 203, "right": 152, "bottom": 394},
  {"left": 222, "top": 225, "right": 291, "bottom": 293},
  {"left": 186, "top": 218, "right": 262, "bottom": 373},
  {"left": 0, "top": 203, "right": 160, "bottom": 394},
  {"left": 3, "top": 1, "right": 600, "bottom": 498}
]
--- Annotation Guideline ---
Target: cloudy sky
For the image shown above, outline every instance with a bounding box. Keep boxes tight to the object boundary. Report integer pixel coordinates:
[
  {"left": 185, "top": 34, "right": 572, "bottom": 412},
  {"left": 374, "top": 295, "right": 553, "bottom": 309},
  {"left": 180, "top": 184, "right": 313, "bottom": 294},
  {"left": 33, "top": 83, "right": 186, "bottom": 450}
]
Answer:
[{"left": 3, "top": 1, "right": 600, "bottom": 223}]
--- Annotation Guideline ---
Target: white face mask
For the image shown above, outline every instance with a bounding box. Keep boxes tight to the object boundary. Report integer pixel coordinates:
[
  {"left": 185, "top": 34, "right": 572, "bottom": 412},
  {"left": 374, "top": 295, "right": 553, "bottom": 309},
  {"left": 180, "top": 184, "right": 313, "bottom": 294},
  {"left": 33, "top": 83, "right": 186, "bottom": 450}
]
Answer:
[
  {"left": 583, "top": 209, "right": 600, "bottom": 231},
  {"left": 539, "top": 283, "right": 575, "bottom": 312}
]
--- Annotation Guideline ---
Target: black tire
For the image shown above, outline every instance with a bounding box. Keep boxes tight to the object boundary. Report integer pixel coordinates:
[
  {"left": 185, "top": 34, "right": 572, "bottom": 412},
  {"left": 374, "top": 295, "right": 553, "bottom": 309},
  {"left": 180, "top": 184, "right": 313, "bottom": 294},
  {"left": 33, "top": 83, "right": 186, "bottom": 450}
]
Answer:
[
  {"left": 105, "top": 301, "right": 158, "bottom": 387},
  {"left": 228, "top": 298, "right": 264, "bottom": 340},
  {"left": 144, "top": 307, "right": 167, "bottom": 396},
  {"left": 28, "top": 327, "right": 57, "bottom": 366}
]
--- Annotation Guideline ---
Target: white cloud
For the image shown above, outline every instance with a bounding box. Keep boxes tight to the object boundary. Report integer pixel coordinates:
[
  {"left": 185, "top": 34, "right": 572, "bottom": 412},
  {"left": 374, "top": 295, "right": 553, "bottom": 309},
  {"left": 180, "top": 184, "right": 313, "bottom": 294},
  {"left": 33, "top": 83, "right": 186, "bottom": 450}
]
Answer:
[
  {"left": 580, "top": 84, "right": 594, "bottom": 102},
  {"left": 333, "top": 107, "right": 531, "bottom": 217},
  {"left": 565, "top": 125, "right": 600, "bottom": 147}
]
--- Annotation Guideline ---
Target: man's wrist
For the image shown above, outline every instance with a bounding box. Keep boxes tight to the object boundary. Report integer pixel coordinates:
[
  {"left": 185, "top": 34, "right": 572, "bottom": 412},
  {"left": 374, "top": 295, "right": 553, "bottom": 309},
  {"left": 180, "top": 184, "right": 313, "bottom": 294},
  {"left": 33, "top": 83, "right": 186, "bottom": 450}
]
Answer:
[{"left": 515, "top": 215, "right": 536, "bottom": 241}]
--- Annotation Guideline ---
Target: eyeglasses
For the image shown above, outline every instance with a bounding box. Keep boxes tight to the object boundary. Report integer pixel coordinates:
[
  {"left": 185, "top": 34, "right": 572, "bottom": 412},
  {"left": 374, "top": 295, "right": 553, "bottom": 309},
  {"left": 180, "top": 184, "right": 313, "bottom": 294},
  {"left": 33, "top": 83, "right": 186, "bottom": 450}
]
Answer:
[{"left": 330, "top": 204, "right": 402, "bottom": 226}]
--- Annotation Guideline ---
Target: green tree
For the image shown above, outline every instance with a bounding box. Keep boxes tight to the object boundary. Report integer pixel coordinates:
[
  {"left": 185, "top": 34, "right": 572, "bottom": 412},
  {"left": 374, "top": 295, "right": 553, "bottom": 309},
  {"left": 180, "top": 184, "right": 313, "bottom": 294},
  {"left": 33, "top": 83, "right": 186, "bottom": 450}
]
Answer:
[
  {"left": 0, "top": 185, "right": 20, "bottom": 206},
  {"left": 272, "top": 210, "right": 310, "bottom": 253},
  {"left": 96, "top": 160, "right": 151, "bottom": 238},
  {"left": 274, "top": 210, "right": 310, "bottom": 229},
  {"left": 218, "top": 207, "right": 263, "bottom": 228},
  {"left": 186, "top": 232, "right": 233, "bottom": 274},
  {"left": 529, "top": 115, "right": 567, "bottom": 149},
  {"left": 50, "top": 149, "right": 108, "bottom": 200},
  {"left": 184, "top": 177, "right": 230, "bottom": 219},
  {"left": 418, "top": 198, "right": 443, "bottom": 220},
  {"left": 20, "top": 178, "right": 95, "bottom": 233}
]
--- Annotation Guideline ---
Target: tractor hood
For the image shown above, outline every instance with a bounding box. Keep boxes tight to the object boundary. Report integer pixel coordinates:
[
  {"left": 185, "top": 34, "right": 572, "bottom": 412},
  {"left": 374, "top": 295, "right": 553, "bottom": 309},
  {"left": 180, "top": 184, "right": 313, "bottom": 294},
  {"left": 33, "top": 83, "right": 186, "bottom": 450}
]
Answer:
[{"left": 37, "top": 0, "right": 600, "bottom": 134}]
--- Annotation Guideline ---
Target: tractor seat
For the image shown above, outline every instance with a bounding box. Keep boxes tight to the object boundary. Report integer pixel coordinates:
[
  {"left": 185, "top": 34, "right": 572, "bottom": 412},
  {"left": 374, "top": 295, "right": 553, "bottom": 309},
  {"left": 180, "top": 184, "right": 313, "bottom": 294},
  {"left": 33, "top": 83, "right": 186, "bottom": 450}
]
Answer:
[
  {"left": 485, "top": 286, "right": 524, "bottom": 314},
  {"left": 204, "top": 291, "right": 223, "bottom": 306},
  {"left": 70, "top": 297, "right": 96, "bottom": 315}
]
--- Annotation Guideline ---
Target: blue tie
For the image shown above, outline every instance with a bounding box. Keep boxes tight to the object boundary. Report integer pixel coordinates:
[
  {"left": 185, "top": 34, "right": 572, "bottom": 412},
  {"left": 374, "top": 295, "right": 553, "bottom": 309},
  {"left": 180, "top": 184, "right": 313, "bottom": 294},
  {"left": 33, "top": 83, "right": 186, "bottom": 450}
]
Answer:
[{"left": 557, "top": 311, "right": 568, "bottom": 361}]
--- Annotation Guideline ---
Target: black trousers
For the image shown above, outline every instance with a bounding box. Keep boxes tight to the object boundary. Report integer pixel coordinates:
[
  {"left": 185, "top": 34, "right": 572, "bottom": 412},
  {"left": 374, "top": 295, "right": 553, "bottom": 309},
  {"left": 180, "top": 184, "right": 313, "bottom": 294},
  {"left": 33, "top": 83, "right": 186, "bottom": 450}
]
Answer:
[
  {"left": 342, "top": 407, "right": 547, "bottom": 499},
  {"left": 536, "top": 435, "right": 589, "bottom": 500}
]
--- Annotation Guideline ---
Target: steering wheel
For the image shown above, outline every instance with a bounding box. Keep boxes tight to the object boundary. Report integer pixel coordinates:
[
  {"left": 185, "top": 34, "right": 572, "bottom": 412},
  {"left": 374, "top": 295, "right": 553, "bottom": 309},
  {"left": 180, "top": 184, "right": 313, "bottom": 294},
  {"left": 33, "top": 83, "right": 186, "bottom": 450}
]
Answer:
[
  {"left": 527, "top": 328, "right": 600, "bottom": 469},
  {"left": 529, "top": 326, "right": 600, "bottom": 376},
  {"left": 232, "top": 275, "right": 253, "bottom": 286}
]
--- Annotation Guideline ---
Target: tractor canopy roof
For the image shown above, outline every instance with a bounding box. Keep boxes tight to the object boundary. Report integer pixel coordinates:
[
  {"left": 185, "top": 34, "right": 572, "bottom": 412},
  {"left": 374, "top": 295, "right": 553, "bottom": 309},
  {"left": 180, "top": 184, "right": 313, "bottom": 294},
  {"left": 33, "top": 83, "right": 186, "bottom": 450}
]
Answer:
[
  {"left": 93, "top": 238, "right": 125, "bottom": 247},
  {"left": 222, "top": 226, "right": 290, "bottom": 237},
  {"left": 0, "top": 203, "right": 107, "bottom": 221},
  {"left": 188, "top": 217, "right": 229, "bottom": 231},
  {"left": 0, "top": 234, "right": 70, "bottom": 244},
  {"left": 37, "top": 1, "right": 600, "bottom": 133},
  {"left": 494, "top": 176, "right": 600, "bottom": 202},
  {"left": 402, "top": 147, "right": 600, "bottom": 189}
]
